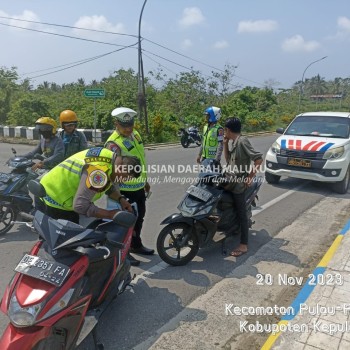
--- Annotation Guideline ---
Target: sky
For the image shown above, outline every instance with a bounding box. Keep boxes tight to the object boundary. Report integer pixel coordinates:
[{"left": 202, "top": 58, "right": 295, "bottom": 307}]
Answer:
[{"left": 0, "top": 0, "right": 349, "bottom": 90}]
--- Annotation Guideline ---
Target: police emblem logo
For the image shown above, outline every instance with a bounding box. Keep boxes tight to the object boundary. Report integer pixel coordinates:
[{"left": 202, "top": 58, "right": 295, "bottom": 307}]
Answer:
[
  {"left": 122, "top": 113, "right": 133, "bottom": 123},
  {"left": 89, "top": 169, "right": 108, "bottom": 189}
]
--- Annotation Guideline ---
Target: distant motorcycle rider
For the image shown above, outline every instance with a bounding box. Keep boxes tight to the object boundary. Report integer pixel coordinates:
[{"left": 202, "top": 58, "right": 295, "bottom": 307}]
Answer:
[
  {"left": 196, "top": 106, "right": 224, "bottom": 164},
  {"left": 59, "top": 109, "right": 88, "bottom": 159},
  {"left": 23, "top": 117, "right": 64, "bottom": 171}
]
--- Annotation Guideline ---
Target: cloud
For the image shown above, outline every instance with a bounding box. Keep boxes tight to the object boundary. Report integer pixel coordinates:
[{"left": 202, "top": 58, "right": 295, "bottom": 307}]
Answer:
[
  {"left": 213, "top": 40, "right": 229, "bottom": 49},
  {"left": 181, "top": 39, "right": 193, "bottom": 49},
  {"left": 325, "top": 16, "right": 350, "bottom": 41},
  {"left": 282, "top": 35, "right": 320, "bottom": 52},
  {"left": 0, "top": 10, "right": 41, "bottom": 29},
  {"left": 179, "top": 7, "right": 205, "bottom": 28},
  {"left": 337, "top": 16, "right": 350, "bottom": 32},
  {"left": 238, "top": 19, "right": 278, "bottom": 33},
  {"left": 73, "top": 15, "right": 126, "bottom": 37}
]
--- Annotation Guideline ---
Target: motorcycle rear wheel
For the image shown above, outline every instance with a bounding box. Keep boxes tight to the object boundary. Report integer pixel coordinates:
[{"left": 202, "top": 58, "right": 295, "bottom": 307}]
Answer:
[
  {"left": 0, "top": 204, "right": 16, "bottom": 235},
  {"left": 157, "top": 223, "right": 199, "bottom": 266}
]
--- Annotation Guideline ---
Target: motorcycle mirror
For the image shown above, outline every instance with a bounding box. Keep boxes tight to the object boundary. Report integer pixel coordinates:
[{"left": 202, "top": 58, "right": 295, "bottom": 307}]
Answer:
[{"left": 28, "top": 180, "right": 47, "bottom": 198}]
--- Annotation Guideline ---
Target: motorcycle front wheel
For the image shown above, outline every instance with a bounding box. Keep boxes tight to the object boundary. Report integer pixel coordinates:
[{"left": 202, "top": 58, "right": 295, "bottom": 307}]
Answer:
[
  {"left": 157, "top": 223, "right": 199, "bottom": 266},
  {"left": 180, "top": 135, "right": 190, "bottom": 148},
  {"left": 0, "top": 203, "right": 16, "bottom": 235}
]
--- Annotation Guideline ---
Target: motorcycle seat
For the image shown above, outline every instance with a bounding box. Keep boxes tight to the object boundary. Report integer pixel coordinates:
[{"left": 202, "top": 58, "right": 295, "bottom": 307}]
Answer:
[{"left": 87, "top": 220, "right": 130, "bottom": 248}]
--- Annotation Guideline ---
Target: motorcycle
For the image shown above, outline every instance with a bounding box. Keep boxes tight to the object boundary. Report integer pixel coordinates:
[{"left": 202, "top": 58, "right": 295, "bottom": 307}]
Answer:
[
  {"left": 178, "top": 126, "right": 201, "bottom": 148},
  {"left": 0, "top": 179, "right": 137, "bottom": 350},
  {"left": 0, "top": 148, "right": 45, "bottom": 235},
  {"left": 156, "top": 159, "right": 262, "bottom": 266}
]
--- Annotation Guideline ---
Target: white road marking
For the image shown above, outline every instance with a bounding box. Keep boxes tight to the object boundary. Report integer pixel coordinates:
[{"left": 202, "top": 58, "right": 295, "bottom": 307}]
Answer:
[{"left": 252, "top": 183, "right": 306, "bottom": 216}]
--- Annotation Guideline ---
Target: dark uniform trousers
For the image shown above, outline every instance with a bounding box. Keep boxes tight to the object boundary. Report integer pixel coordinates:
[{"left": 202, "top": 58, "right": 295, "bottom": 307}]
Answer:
[{"left": 120, "top": 188, "right": 146, "bottom": 248}]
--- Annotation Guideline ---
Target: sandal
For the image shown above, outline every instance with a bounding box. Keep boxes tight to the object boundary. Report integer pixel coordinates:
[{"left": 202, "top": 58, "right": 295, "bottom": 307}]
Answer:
[{"left": 230, "top": 249, "right": 247, "bottom": 257}]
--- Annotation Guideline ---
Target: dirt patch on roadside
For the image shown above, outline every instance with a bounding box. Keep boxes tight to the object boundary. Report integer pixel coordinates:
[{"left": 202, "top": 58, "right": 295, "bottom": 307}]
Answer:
[{"left": 0, "top": 137, "right": 38, "bottom": 145}]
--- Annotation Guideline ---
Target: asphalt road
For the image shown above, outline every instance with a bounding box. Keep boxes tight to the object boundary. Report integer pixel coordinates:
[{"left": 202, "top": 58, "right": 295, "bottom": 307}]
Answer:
[{"left": 0, "top": 136, "right": 349, "bottom": 349}]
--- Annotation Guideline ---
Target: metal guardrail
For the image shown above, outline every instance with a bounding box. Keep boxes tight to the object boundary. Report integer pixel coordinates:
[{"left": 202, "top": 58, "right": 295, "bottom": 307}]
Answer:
[{"left": 0, "top": 131, "right": 276, "bottom": 149}]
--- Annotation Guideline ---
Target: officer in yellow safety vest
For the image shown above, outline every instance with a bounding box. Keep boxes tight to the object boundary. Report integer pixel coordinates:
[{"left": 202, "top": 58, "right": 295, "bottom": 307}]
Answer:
[
  {"left": 36, "top": 147, "right": 140, "bottom": 224},
  {"left": 196, "top": 106, "right": 224, "bottom": 164},
  {"left": 105, "top": 107, "right": 154, "bottom": 266}
]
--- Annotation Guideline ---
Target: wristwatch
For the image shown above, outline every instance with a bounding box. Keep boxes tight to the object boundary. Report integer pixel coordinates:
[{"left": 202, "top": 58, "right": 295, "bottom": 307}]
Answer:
[{"left": 118, "top": 195, "right": 126, "bottom": 203}]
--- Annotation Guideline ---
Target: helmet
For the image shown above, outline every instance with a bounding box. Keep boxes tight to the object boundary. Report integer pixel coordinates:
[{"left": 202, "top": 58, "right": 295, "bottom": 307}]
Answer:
[
  {"left": 204, "top": 106, "right": 222, "bottom": 123},
  {"left": 225, "top": 117, "right": 241, "bottom": 133},
  {"left": 111, "top": 107, "right": 137, "bottom": 127},
  {"left": 35, "top": 117, "right": 57, "bottom": 134},
  {"left": 59, "top": 110, "right": 78, "bottom": 126}
]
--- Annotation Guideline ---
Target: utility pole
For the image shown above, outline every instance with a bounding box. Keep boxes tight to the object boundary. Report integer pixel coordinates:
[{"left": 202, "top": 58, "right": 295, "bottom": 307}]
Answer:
[
  {"left": 297, "top": 56, "right": 327, "bottom": 113},
  {"left": 138, "top": 0, "right": 149, "bottom": 134}
]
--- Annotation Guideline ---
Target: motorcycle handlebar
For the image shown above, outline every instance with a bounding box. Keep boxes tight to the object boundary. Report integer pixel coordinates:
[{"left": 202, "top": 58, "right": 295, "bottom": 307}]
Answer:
[{"left": 34, "top": 153, "right": 46, "bottom": 161}]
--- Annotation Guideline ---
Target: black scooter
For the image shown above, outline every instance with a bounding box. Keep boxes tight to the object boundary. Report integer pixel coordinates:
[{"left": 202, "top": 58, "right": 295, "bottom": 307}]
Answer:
[
  {"left": 179, "top": 127, "right": 201, "bottom": 148},
  {"left": 156, "top": 160, "right": 262, "bottom": 266},
  {"left": 0, "top": 148, "right": 44, "bottom": 235}
]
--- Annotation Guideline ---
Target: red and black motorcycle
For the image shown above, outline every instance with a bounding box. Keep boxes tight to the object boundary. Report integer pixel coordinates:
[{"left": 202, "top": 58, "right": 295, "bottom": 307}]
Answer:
[{"left": 0, "top": 181, "right": 136, "bottom": 350}]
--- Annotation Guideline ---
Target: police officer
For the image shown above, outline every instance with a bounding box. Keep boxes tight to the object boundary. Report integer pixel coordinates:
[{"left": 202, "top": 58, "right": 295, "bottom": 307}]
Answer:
[
  {"left": 105, "top": 107, "right": 154, "bottom": 266},
  {"left": 59, "top": 110, "right": 88, "bottom": 159},
  {"left": 36, "top": 147, "right": 139, "bottom": 224},
  {"left": 196, "top": 106, "right": 224, "bottom": 164},
  {"left": 23, "top": 117, "right": 64, "bottom": 171}
]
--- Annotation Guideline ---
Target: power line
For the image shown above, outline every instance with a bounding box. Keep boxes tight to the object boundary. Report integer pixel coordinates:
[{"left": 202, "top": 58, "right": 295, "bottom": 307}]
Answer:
[
  {"left": 142, "top": 37, "right": 225, "bottom": 73},
  {"left": 0, "top": 15, "right": 138, "bottom": 39},
  {"left": 20, "top": 45, "right": 137, "bottom": 77},
  {"left": 1, "top": 16, "right": 266, "bottom": 86},
  {"left": 142, "top": 52, "right": 178, "bottom": 76},
  {"left": 0, "top": 15, "right": 227, "bottom": 74},
  {"left": 0, "top": 21, "right": 132, "bottom": 47},
  {"left": 26, "top": 43, "right": 138, "bottom": 80}
]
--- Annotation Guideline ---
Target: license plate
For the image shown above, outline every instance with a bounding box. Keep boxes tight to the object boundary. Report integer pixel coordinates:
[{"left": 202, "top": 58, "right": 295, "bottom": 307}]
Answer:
[
  {"left": 287, "top": 158, "right": 311, "bottom": 168},
  {"left": 186, "top": 185, "right": 212, "bottom": 202},
  {"left": 15, "top": 254, "right": 70, "bottom": 287}
]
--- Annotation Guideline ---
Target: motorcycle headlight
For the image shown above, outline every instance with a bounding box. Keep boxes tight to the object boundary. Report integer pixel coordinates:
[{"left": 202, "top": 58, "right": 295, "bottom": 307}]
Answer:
[
  {"left": 195, "top": 206, "right": 212, "bottom": 216},
  {"left": 180, "top": 206, "right": 197, "bottom": 217},
  {"left": 9, "top": 295, "right": 41, "bottom": 327},
  {"left": 271, "top": 142, "right": 281, "bottom": 154},
  {"left": 8, "top": 288, "right": 74, "bottom": 327},
  {"left": 323, "top": 146, "right": 345, "bottom": 160}
]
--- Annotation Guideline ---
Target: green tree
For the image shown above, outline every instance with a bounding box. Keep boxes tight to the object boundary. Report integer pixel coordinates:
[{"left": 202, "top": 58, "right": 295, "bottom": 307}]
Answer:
[
  {"left": 7, "top": 95, "right": 51, "bottom": 126},
  {"left": 0, "top": 66, "right": 18, "bottom": 123}
]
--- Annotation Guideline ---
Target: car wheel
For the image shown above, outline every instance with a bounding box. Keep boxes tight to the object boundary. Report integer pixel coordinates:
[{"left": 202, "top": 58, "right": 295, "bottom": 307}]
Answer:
[
  {"left": 332, "top": 166, "right": 350, "bottom": 194},
  {"left": 265, "top": 171, "right": 281, "bottom": 184}
]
